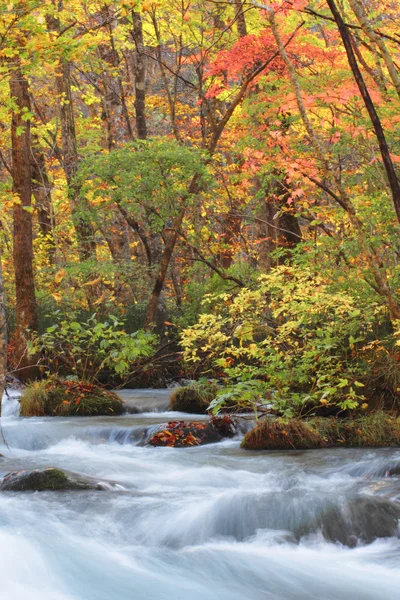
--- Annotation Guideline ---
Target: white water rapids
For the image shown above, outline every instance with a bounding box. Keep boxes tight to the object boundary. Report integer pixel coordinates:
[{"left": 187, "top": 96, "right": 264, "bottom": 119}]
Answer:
[{"left": 1, "top": 389, "right": 400, "bottom": 599}]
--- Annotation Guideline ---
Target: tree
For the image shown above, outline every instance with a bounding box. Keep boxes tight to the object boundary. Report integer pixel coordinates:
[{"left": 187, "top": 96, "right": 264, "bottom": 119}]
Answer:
[
  {"left": 0, "top": 248, "right": 7, "bottom": 411},
  {"left": 47, "top": 4, "right": 97, "bottom": 265},
  {"left": 10, "top": 62, "right": 38, "bottom": 375},
  {"left": 131, "top": 11, "right": 147, "bottom": 139}
]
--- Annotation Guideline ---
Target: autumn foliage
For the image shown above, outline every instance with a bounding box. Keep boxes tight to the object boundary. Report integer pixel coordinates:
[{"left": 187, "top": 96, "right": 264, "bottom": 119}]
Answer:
[{"left": 0, "top": 0, "right": 399, "bottom": 413}]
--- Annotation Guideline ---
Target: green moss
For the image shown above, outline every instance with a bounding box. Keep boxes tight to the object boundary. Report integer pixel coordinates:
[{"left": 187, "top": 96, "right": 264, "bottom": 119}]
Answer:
[
  {"left": 26, "top": 468, "right": 70, "bottom": 490},
  {"left": 242, "top": 412, "right": 400, "bottom": 451},
  {"left": 0, "top": 468, "right": 97, "bottom": 491},
  {"left": 20, "top": 378, "right": 124, "bottom": 417},
  {"left": 170, "top": 381, "right": 219, "bottom": 414}
]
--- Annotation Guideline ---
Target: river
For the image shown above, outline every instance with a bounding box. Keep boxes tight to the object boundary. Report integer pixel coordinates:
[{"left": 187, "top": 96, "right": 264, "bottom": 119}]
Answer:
[{"left": 1, "top": 388, "right": 400, "bottom": 599}]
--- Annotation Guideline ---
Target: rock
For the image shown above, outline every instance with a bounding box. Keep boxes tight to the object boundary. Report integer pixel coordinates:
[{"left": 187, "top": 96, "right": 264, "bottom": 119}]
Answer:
[
  {"left": 242, "top": 419, "right": 324, "bottom": 451},
  {"left": 169, "top": 381, "right": 219, "bottom": 414},
  {"left": 0, "top": 468, "right": 108, "bottom": 492},
  {"left": 146, "top": 416, "right": 237, "bottom": 447},
  {"left": 312, "top": 495, "right": 400, "bottom": 546}
]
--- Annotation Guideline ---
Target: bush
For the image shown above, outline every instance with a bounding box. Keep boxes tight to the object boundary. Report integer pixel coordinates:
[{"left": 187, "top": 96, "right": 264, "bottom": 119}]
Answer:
[
  {"left": 170, "top": 380, "right": 219, "bottom": 413},
  {"left": 242, "top": 413, "right": 400, "bottom": 450},
  {"left": 181, "top": 266, "right": 384, "bottom": 417},
  {"left": 20, "top": 378, "right": 124, "bottom": 417},
  {"left": 360, "top": 342, "right": 400, "bottom": 411},
  {"left": 30, "top": 313, "right": 157, "bottom": 384}
]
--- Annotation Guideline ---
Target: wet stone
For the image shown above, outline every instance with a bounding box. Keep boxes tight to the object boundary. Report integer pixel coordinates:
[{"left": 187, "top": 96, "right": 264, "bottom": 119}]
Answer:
[{"left": 0, "top": 468, "right": 105, "bottom": 492}]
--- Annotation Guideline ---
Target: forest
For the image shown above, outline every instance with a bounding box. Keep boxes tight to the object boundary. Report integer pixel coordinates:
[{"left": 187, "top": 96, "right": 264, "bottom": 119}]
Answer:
[
  {"left": 2, "top": 0, "right": 400, "bottom": 425},
  {"left": 2, "top": 2, "right": 400, "bottom": 598}
]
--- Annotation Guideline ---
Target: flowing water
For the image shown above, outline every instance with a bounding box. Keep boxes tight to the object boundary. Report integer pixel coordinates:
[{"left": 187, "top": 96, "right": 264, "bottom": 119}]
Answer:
[{"left": 1, "top": 389, "right": 400, "bottom": 599}]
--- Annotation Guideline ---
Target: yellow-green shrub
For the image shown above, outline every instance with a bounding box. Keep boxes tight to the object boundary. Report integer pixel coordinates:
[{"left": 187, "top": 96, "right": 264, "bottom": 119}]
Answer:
[{"left": 182, "top": 266, "right": 383, "bottom": 417}]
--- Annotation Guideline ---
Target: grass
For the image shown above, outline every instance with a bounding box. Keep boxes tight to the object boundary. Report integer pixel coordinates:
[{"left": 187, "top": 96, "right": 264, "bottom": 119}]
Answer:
[
  {"left": 242, "top": 412, "right": 400, "bottom": 450},
  {"left": 19, "top": 381, "right": 48, "bottom": 416}
]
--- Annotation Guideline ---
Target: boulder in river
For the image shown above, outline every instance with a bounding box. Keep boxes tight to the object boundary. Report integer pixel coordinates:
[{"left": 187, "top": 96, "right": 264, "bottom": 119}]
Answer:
[
  {"left": 169, "top": 381, "right": 219, "bottom": 414},
  {"left": 147, "top": 416, "right": 236, "bottom": 447},
  {"left": 20, "top": 378, "right": 124, "bottom": 417},
  {"left": 0, "top": 468, "right": 108, "bottom": 492}
]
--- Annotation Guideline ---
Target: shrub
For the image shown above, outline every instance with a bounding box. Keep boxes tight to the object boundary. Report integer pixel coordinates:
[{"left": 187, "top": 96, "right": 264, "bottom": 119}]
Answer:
[
  {"left": 360, "top": 342, "right": 400, "bottom": 411},
  {"left": 170, "top": 380, "right": 219, "bottom": 413},
  {"left": 20, "top": 378, "right": 124, "bottom": 417},
  {"left": 181, "top": 266, "right": 383, "bottom": 417},
  {"left": 30, "top": 313, "right": 157, "bottom": 384}
]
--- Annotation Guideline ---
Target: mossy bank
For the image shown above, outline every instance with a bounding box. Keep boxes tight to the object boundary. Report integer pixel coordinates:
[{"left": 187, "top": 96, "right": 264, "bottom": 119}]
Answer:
[
  {"left": 242, "top": 413, "right": 400, "bottom": 451},
  {"left": 20, "top": 378, "right": 124, "bottom": 417}
]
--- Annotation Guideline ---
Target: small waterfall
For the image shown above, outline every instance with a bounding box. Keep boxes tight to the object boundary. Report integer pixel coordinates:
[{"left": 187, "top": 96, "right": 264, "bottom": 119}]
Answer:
[{"left": 1, "top": 388, "right": 21, "bottom": 419}]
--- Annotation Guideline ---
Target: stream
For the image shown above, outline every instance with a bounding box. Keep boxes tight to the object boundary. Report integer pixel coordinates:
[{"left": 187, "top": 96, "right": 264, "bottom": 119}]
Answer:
[{"left": 1, "top": 388, "right": 400, "bottom": 599}]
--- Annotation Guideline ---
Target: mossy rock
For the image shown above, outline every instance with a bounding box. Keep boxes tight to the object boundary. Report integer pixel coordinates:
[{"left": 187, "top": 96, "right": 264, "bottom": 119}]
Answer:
[
  {"left": 242, "top": 419, "right": 324, "bottom": 451},
  {"left": 0, "top": 468, "right": 101, "bottom": 492},
  {"left": 242, "top": 413, "right": 400, "bottom": 451},
  {"left": 147, "top": 416, "right": 237, "bottom": 447},
  {"left": 20, "top": 378, "right": 124, "bottom": 417},
  {"left": 169, "top": 381, "right": 219, "bottom": 414}
]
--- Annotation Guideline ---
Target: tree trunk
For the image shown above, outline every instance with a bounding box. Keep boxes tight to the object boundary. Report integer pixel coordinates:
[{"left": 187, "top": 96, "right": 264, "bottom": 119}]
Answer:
[
  {"left": 132, "top": 11, "right": 147, "bottom": 139},
  {"left": 348, "top": 0, "right": 400, "bottom": 100},
  {"left": 47, "top": 9, "right": 97, "bottom": 264},
  {"left": 233, "top": 1, "right": 247, "bottom": 38},
  {"left": 144, "top": 209, "right": 185, "bottom": 329},
  {"left": 55, "top": 59, "right": 97, "bottom": 262},
  {"left": 98, "top": 208, "right": 133, "bottom": 303},
  {"left": 256, "top": 177, "right": 302, "bottom": 270},
  {"left": 31, "top": 146, "right": 56, "bottom": 263},
  {"left": 144, "top": 172, "right": 202, "bottom": 329},
  {"left": 10, "top": 66, "right": 38, "bottom": 378},
  {"left": 219, "top": 207, "right": 242, "bottom": 269},
  {"left": 98, "top": 5, "right": 134, "bottom": 145},
  {"left": 217, "top": 7, "right": 247, "bottom": 268},
  {"left": 0, "top": 250, "right": 7, "bottom": 413}
]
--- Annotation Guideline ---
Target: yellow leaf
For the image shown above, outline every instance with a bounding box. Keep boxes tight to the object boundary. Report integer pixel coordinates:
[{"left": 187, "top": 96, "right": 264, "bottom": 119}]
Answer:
[
  {"left": 54, "top": 269, "right": 67, "bottom": 284},
  {"left": 51, "top": 293, "right": 62, "bottom": 302},
  {"left": 94, "top": 293, "right": 105, "bottom": 305},
  {"left": 82, "top": 276, "right": 102, "bottom": 287}
]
